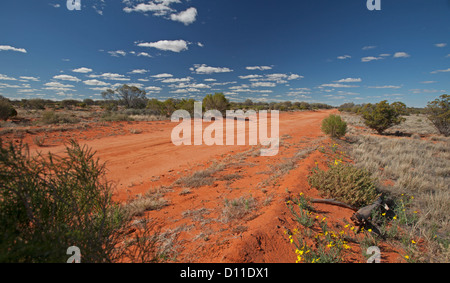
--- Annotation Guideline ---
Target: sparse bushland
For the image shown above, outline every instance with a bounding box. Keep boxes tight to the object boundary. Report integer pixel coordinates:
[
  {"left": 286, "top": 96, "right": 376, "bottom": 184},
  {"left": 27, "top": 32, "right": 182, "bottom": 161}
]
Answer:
[
  {"left": 341, "top": 112, "right": 450, "bottom": 262},
  {"left": 321, "top": 114, "right": 347, "bottom": 138},
  {"left": 40, "top": 110, "right": 80, "bottom": 125},
  {"left": 426, "top": 94, "right": 449, "bottom": 137},
  {"left": 0, "top": 140, "right": 167, "bottom": 263}
]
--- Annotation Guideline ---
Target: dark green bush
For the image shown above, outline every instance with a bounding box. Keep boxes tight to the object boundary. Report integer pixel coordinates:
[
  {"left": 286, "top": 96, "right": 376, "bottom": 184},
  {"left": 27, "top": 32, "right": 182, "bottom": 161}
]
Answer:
[
  {"left": 360, "top": 100, "right": 405, "bottom": 134},
  {"left": 0, "top": 140, "right": 127, "bottom": 262},
  {"left": 321, "top": 114, "right": 347, "bottom": 138},
  {"left": 0, "top": 99, "right": 17, "bottom": 121},
  {"left": 426, "top": 94, "right": 449, "bottom": 137}
]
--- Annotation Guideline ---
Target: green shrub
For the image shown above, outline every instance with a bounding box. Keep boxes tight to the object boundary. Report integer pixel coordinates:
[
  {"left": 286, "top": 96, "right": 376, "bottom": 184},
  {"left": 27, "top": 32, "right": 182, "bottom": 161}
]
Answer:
[
  {"left": 0, "top": 99, "right": 17, "bottom": 121},
  {"left": 360, "top": 100, "right": 405, "bottom": 134},
  {"left": 426, "top": 94, "right": 449, "bottom": 136},
  {"left": 308, "top": 163, "right": 380, "bottom": 208},
  {"left": 40, "top": 110, "right": 79, "bottom": 125},
  {"left": 321, "top": 114, "right": 347, "bottom": 138},
  {"left": 0, "top": 140, "right": 126, "bottom": 262}
]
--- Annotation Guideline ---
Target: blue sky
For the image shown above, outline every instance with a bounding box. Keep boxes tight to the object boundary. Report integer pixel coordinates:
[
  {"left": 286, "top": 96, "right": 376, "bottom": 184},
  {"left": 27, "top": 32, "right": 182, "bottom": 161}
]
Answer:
[{"left": 0, "top": 0, "right": 449, "bottom": 107}]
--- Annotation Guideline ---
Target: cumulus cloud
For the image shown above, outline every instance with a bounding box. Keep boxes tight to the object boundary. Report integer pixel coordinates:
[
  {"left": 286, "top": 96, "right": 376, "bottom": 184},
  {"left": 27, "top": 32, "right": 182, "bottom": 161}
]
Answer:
[
  {"left": 435, "top": 43, "right": 447, "bottom": 48},
  {"left": 137, "top": 40, "right": 188, "bottom": 52},
  {"left": 108, "top": 50, "right": 127, "bottom": 57},
  {"left": 362, "top": 45, "right": 377, "bottom": 50},
  {"left": 246, "top": 66, "right": 272, "bottom": 71},
  {"left": 361, "top": 56, "right": 383, "bottom": 62},
  {"left": 129, "top": 69, "right": 148, "bottom": 74},
  {"left": 19, "top": 76, "right": 40, "bottom": 82},
  {"left": 0, "top": 74, "right": 17, "bottom": 81},
  {"left": 190, "top": 64, "right": 233, "bottom": 74},
  {"left": 83, "top": 79, "right": 110, "bottom": 86},
  {"left": 335, "top": 78, "right": 362, "bottom": 83},
  {"left": 53, "top": 74, "right": 81, "bottom": 82},
  {"left": 152, "top": 73, "right": 174, "bottom": 78},
  {"left": 393, "top": 52, "right": 410, "bottom": 58},
  {"left": 161, "top": 77, "right": 192, "bottom": 83},
  {"left": 123, "top": 1, "right": 198, "bottom": 25},
  {"left": 251, "top": 82, "right": 276, "bottom": 88},
  {"left": 170, "top": 7, "right": 197, "bottom": 25},
  {"left": 89, "top": 73, "right": 130, "bottom": 81},
  {"left": 321, "top": 83, "right": 359, "bottom": 88},
  {"left": 337, "top": 55, "right": 351, "bottom": 60},
  {"left": 368, "top": 85, "right": 402, "bottom": 89},
  {"left": 72, "top": 67, "right": 93, "bottom": 73},
  {"left": 0, "top": 45, "right": 27, "bottom": 53},
  {"left": 431, "top": 68, "right": 450, "bottom": 74}
]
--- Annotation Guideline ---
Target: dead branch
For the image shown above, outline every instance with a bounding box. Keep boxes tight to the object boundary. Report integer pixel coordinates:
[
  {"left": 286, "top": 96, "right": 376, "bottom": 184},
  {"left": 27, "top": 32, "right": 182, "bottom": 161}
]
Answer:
[{"left": 310, "top": 198, "right": 358, "bottom": 211}]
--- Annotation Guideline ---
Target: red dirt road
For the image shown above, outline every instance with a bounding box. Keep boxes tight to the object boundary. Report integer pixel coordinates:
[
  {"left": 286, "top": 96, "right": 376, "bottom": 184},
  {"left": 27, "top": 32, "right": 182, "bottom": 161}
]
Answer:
[{"left": 18, "top": 109, "right": 403, "bottom": 262}]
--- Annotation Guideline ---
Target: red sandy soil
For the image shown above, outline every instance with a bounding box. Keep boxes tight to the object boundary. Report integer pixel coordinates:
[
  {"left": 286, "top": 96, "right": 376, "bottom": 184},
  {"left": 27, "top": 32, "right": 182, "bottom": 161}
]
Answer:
[{"left": 2, "top": 109, "right": 405, "bottom": 263}]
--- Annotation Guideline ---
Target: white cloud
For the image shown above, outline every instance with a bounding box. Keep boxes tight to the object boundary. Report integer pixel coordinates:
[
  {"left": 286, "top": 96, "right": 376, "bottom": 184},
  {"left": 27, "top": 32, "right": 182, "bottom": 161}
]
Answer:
[
  {"left": 83, "top": 79, "right": 110, "bottom": 86},
  {"left": 362, "top": 45, "right": 377, "bottom": 50},
  {"left": 287, "top": 74, "right": 303, "bottom": 80},
  {"left": 89, "top": 73, "right": 130, "bottom": 81},
  {"left": 204, "top": 78, "right": 216, "bottom": 82},
  {"left": 108, "top": 50, "right": 127, "bottom": 57},
  {"left": 251, "top": 82, "right": 276, "bottom": 88},
  {"left": 190, "top": 64, "right": 233, "bottom": 74},
  {"left": 321, "top": 83, "right": 359, "bottom": 88},
  {"left": 123, "top": 2, "right": 175, "bottom": 15},
  {"left": 246, "top": 66, "right": 273, "bottom": 71},
  {"left": 0, "top": 74, "right": 17, "bottom": 81},
  {"left": 161, "top": 77, "right": 192, "bottom": 83},
  {"left": 368, "top": 85, "right": 402, "bottom": 89},
  {"left": 337, "top": 55, "right": 351, "bottom": 60},
  {"left": 129, "top": 69, "right": 148, "bottom": 74},
  {"left": 72, "top": 67, "right": 93, "bottom": 73},
  {"left": 137, "top": 52, "right": 152, "bottom": 58},
  {"left": 20, "top": 76, "right": 40, "bottom": 82},
  {"left": 335, "top": 78, "right": 362, "bottom": 83},
  {"left": 0, "top": 45, "right": 27, "bottom": 53},
  {"left": 124, "top": 1, "right": 198, "bottom": 25},
  {"left": 435, "top": 43, "right": 447, "bottom": 48},
  {"left": 420, "top": 81, "right": 437, "bottom": 84},
  {"left": 431, "top": 68, "right": 450, "bottom": 74},
  {"left": 197, "top": 42, "right": 204, "bottom": 47},
  {"left": 239, "top": 74, "right": 262, "bottom": 80},
  {"left": 393, "top": 52, "right": 410, "bottom": 58},
  {"left": 138, "top": 40, "right": 188, "bottom": 52},
  {"left": 44, "top": 82, "right": 75, "bottom": 88},
  {"left": 170, "top": 7, "right": 197, "bottom": 25},
  {"left": 361, "top": 56, "right": 383, "bottom": 62},
  {"left": 145, "top": 86, "right": 162, "bottom": 92},
  {"left": 152, "top": 73, "right": 173, "bottom": 78},
  {"left": 53, "top": 74, "right": 81, "bottom": 82}
]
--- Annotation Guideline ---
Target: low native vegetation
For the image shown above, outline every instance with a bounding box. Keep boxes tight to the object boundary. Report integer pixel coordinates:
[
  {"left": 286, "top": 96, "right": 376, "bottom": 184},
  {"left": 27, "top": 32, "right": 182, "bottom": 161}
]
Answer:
[
  {"left": 321, "top": 114, "right": 347, "bottom": 138},
  {"left": 0, "top": 140, "right": 168, "bottom": 263}
]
